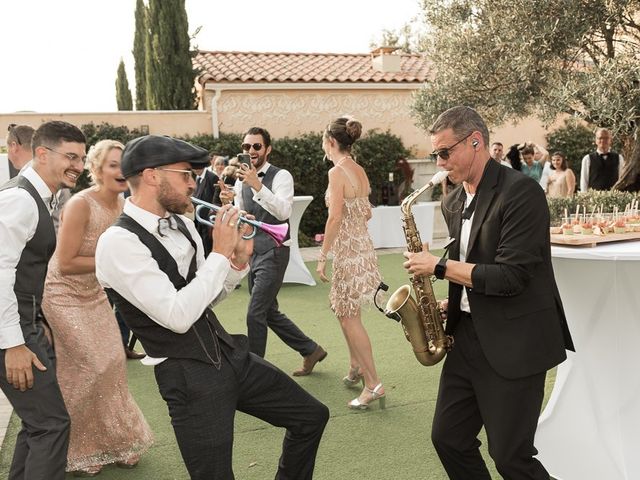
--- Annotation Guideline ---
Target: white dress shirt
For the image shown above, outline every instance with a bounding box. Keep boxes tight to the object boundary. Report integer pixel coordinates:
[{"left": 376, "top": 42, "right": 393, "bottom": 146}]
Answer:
[
  {"left": 0, "top": 167, "right": 54, "bottom": 349},
  {"left": 580, "top": 151, "right": 625, "bottom": 192},
  {"left": 459, "top": 191, "right": 474, "bottom": 314},
  {"left": 232, "top": 163, "right": 293, "bottom": 246},
  {"left": 95, "top": 198, "right": 248, "bottom": 364}
]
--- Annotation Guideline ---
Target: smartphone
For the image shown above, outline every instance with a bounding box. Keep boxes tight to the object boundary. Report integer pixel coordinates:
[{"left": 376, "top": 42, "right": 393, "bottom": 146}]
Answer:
[{"left": 237, "top": 153, "right": 251, "bottom": 167}]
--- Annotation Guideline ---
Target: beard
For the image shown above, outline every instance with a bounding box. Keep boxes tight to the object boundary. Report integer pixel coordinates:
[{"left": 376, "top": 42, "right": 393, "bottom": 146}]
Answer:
[{"left": 158, "top": 178, "right": 192, "bottom": 214}]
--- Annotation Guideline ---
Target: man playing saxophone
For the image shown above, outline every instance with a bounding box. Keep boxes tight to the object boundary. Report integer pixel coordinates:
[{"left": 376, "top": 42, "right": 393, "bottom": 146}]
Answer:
[{"left": 403, "top": 106, "right": 574, "bottom": 480}]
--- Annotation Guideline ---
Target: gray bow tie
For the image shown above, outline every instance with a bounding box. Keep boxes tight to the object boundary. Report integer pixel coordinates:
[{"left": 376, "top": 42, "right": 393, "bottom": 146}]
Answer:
[
  {"left": 44, "top": 195, "right": 58, "bottom": 211},
  {"left": 157, "top": 215, "right": 178, "bottom": 237}
]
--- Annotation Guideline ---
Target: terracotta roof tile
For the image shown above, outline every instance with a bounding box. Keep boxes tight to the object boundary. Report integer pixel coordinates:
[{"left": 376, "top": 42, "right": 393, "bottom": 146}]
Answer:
[{"left": 194, "top": 50, "right": 430, "bottom": 84}]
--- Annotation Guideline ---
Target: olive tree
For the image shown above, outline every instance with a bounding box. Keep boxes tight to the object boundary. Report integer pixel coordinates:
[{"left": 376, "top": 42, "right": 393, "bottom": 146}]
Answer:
[{"left": 412, "top": 0, "right": 640, "bottom": 189}]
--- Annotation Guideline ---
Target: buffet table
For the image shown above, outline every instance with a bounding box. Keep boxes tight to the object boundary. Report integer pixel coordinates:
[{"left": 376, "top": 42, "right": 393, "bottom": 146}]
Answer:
[
  {"left": 535, "top": 241, "right": 640, "bottom": 480},
  {"left": 283, "top": 196, "right": 316, "bottom": 286},
  {"left": 367, "top": 202, "right": 437, "bottom": 248}
]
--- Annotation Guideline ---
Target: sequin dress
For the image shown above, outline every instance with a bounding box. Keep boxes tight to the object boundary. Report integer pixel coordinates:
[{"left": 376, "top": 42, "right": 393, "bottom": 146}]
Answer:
[
  {"left": 327, "top": 193, "right": 382, "bottom": 318},
  {"left": 42, "top": 190, "right": 153, "bottom": 472}
]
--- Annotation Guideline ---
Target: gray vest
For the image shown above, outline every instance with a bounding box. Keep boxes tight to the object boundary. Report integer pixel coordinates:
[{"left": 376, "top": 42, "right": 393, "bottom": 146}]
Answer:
[
  {"left": 241, "top": 166, "right": 290, "bottom": 254},
  {"left": 0, "top": 176, "right": 56, "bottom": 337}
]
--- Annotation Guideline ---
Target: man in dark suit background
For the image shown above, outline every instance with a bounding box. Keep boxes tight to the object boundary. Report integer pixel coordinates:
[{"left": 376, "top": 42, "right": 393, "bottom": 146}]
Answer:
[
  {"left": 403, "top": 106, "right": 574, "bottom": 480},
  {"left": 193, "top": 165, "right": 219, "bottom": 256}
]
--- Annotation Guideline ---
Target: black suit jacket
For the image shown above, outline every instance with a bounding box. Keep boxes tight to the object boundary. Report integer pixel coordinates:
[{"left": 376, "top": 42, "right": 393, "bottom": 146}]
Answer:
[
  {"left": 193, "top": 170, "right": 219, "bottom": 256},
  {"left": 442, "top": 159, "right": 574, "bottom": 379}
]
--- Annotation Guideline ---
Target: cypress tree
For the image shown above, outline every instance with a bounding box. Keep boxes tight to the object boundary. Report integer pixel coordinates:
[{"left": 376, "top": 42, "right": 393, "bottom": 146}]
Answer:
[
  {"left": 115, "top": 59, "right": 133, "bottom": 111},
  {"left": 133, "top": 0, "right": 147, "bottom": 110},
  {"left": 146, "top": 0, "right": 196, "bottom": 110}
]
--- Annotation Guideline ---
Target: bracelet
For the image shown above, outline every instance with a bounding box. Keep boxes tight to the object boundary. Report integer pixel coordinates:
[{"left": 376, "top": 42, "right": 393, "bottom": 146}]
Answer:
[
  {"left": 230, "top": 260, "right": 248, "bottom": 271},
  {"left": 318, "top": 250, "right": 328, "bottom": 262}
]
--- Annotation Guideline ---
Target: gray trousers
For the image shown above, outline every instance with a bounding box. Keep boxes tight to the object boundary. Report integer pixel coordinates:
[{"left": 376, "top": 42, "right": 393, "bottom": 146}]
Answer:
[
  {"left": 0, "top": 323, "right": 70, "bottom": 480},
  {"left": 247, "top": 246, "right": 317, "bottom": 358}
]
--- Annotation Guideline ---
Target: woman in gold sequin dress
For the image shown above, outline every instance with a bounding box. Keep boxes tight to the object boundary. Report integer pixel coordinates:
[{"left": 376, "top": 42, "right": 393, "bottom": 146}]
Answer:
[
  {"left": 42, "top": 140, "right": 153, "bottom": 476},
  {"left": 316, "top": 116, "right": 386, "bottom": 410}
]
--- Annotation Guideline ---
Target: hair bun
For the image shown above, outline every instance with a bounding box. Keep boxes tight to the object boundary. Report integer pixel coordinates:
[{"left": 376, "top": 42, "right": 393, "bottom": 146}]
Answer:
[{"left": 345, "top": 118, "right": 362, "bottom": 142}]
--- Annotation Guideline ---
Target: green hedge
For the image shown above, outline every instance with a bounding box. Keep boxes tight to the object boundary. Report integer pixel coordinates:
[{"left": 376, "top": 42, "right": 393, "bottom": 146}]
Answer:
[{"left": 77, "top": 123, "right": 410, "bottom": 244}]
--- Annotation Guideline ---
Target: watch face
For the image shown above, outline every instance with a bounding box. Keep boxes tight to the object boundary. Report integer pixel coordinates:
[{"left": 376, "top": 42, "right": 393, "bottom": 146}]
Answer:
[{"left": 435, "top": 258, "right": 447, "bottom": 279}]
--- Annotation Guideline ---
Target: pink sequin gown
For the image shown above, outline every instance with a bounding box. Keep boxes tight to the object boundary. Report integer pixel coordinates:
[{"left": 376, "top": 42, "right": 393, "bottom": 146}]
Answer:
[
  {"left": 327, "top": 196, "right": 382, "bottom": 317},
  {"left": 42, "top": 190, "right": 153, "bottom": 471}
]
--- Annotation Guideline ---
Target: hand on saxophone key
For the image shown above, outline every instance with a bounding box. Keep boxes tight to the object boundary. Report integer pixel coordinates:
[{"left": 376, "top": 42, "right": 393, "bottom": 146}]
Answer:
[{"left": 402, "top": 242, "right": 438, "bottom": 276}]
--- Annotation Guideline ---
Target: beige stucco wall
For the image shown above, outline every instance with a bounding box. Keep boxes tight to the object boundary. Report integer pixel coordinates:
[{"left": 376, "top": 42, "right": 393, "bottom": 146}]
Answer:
[
  {"left": 205, "top": 87, "right": 431, "bottom": 154},
  {"left": 0, "top": 111, "right": 212, "bottom": 147}
]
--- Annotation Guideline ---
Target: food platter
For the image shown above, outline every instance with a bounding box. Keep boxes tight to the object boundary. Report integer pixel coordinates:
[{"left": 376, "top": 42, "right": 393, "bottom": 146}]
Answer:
[{"left": 550, "top": 230, "right": 640, "bottom": 247}]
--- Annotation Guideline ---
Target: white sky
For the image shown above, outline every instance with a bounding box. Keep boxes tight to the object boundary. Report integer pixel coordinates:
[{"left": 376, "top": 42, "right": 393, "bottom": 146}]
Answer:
[{"left": 1, "top": 0, "right": 422, "bottom": 113}]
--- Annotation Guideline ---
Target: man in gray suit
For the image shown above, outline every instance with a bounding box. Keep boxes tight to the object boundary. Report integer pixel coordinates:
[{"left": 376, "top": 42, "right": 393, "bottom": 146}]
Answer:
[
  {"left": 0, "top": 120, "right": 86, "bottom": 480},
  {"left": 225, "top": 127, "right": 327, "bottom": 375}
]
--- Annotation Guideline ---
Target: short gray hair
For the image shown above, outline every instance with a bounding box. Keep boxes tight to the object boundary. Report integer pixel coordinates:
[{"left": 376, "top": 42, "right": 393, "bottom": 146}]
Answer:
[{"left": 429, "top": 106, "right": 489, "bottom": 146}]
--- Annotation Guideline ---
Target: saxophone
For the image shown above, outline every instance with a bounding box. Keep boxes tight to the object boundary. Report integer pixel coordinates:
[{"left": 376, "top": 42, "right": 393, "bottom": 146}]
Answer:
[{"left": 384, "top": 170, "right": 453, "bottom": 366}]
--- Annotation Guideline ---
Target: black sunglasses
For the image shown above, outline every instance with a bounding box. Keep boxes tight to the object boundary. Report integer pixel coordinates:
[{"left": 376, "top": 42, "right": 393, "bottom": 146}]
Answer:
[
  {"left": 241, "top": 143, "right": 263, "bottom": 152},
  {"left": 7, "top": 123, "right": 21, "bottom": 145},
  {"left": 430, "top": 133, "right": 472, "bottom": 161}
]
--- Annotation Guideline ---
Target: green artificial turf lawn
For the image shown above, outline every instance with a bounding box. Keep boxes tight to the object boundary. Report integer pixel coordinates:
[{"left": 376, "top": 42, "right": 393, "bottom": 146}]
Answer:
[{"left": 0, "top": 252, "right": 556, "bottom": 479}]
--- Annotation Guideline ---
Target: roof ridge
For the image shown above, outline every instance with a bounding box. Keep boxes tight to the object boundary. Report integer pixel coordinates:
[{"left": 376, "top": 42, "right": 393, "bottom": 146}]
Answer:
[{"left": 196, "top": 49, "right": 425, "bottom": 58}]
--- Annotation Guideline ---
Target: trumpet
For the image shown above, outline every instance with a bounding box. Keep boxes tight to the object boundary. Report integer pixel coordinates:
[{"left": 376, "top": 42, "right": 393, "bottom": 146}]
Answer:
[{"left": 191, "top": 197, "right": 289, "bottom": 247}]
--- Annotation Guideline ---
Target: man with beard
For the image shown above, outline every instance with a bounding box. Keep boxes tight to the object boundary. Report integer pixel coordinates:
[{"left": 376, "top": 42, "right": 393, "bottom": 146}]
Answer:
[
  {"left": 96, "top": 135, "right": 328, "bottom": 480},
  {"left": 223, "top": 127, "right": 327, "bottom": 375},
  {"left": 0, "top": 120, "right": 86, "bottom": 479}
]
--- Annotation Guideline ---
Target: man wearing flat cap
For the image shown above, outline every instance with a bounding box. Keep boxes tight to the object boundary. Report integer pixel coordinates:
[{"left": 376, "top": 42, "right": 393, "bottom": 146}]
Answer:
[{"left": 95, "top": 135, "right": 328, "bottom": 480}]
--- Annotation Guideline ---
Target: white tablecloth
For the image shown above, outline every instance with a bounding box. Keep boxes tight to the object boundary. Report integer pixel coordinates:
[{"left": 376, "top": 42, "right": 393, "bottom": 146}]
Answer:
[
  {"left": 283, "top": 196, "right": 316, "bottom": 286},
  {"left": 535, "top": 241, "right": 640, "bottom": 480},
  {"left": 367, "top": 202, "right": 436, "bottom": 248}
]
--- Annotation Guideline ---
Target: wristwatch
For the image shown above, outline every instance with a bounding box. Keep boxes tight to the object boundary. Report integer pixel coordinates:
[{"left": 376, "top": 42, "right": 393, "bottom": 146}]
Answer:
[{"left": 434, "top": 257, "right": 448, "bottom": 280}]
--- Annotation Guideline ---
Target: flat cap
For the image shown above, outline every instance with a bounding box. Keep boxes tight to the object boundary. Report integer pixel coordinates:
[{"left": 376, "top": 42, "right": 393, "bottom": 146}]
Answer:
[{"left": 121, "top": 135, "right": 210, "bottom": 178}]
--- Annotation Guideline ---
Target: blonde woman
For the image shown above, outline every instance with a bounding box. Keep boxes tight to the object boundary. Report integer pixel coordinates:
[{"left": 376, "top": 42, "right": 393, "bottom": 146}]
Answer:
[
  {"left": 316, "top": 116, "right": 386, "bottom": 410},
  {"left": 42, "top": 140, "right": 153, "bottom": 476}
]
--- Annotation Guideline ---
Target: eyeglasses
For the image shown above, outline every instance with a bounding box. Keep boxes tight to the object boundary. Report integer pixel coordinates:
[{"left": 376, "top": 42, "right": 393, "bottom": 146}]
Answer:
[
  {"left": 7, "top": 124, "right": 21, "bottom": 145},
  {"left": 241, "top": 143, "right": 263, "bottom": 152},
  {"left": 156, "top": 167, "right": 196, "bottom": 181},
  {"left": 430, "top": 133, "right": 472, "bottom": 161},
  {"left": 44, "top": 146, "right": 87, "bottom": 165}
]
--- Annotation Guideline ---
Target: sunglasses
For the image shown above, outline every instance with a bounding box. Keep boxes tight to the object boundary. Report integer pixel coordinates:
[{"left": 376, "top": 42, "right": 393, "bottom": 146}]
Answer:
[
  {"left": 241, "top": 143, "right": 263, "bottom": 152},
  {"left": 430, "top": 133, "right": 472, "bottom": 161},
  {"left": 7, "top": 123, "right": 21, "bottom": 145},
  {"left": 156, "top": 167, "right": 197, "bottom": 181}
]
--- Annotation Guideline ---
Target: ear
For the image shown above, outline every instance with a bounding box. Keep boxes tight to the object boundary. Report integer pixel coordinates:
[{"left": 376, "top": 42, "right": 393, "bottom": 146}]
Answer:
[
  {"left": 265, "top": 144, "right": 273, "bottom": 157},
  {"left": 141, "top": 168, "right": 160, "bottom": 187},
  {"left": 33, "top": 145, "right": 48, "bottom": 163}
]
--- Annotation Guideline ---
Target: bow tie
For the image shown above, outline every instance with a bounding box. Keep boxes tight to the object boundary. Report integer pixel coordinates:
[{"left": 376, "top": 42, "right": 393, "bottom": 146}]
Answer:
[
  {"left": 44, "top": 195, "right": 58, "bottom": 212},
  {"left": 257, "top": 172, "right": 265, "bottom": 178},
  {"left": 157, "top": 215, "right": 178, "bottom": 237}
]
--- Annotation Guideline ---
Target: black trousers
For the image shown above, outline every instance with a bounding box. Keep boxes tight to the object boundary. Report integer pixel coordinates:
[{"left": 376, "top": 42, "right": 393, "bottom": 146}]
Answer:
[
  {"left": 431, "top": 315, "right": 549, "bottom": 480},
  {"left": 0, "top": 323, "right": 70, "bottom": 480},
  {"left": 154, "top": 342, "right": 329, "bottom": 480},
  {"left": 247, "top": 246, "right": 317, "bottom": 358}
]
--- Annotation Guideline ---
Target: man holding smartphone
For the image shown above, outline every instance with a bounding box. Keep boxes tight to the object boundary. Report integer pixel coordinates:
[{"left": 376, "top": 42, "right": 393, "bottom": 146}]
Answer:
[{"left": 222, "top": 127, "right": 327, "bottom": 375}]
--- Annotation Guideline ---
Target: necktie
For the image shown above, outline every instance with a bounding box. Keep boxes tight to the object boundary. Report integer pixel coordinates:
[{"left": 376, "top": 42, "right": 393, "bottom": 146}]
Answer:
[{"left": 196, "top": 176, "right": 202, "bottom": 187}]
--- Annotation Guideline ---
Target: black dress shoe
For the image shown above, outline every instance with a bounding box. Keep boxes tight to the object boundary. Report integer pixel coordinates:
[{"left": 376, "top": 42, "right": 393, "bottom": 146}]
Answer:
[{"left": 124, "top": 348, "right": 146, "bottom": 360}]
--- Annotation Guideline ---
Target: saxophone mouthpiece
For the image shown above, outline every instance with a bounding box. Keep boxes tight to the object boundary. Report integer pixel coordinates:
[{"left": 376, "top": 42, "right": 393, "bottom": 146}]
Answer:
[{"left": 428, "top": 170, "right": 449, "bottom": 188}]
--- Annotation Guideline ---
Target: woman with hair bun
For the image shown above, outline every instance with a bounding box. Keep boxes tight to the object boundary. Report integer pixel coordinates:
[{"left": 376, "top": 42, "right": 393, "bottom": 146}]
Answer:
[
  {"left": 316, "top": 116, "right": 386, "bottom": 410},
  {"left": 42, "top": 140, "right": 153, "bottom": 476}
]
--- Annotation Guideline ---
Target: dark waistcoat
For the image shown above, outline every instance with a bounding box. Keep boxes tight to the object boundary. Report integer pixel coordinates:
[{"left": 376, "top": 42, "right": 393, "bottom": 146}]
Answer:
[
  {"left": 241, "top": 166, "right": 290, "bottom": 254},
  {"left": 0, "top": 176, "right": 56, "bottom": 337},
  {"left": 103, "top": 214, "right": 236, "bottom": 365},
  {"left": 588, "top": 151, "right": 620, "bottom": 190}
]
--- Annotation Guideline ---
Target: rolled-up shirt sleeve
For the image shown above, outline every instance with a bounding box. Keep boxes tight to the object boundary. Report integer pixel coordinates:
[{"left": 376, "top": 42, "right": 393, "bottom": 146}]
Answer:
[{"left": 0, "top": 190, "right": 38, "bottom": 349}]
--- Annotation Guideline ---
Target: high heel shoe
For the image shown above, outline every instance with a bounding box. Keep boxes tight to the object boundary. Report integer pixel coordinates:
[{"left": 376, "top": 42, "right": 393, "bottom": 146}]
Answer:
[
  {"left": 73, "top": 465, "right": 102, "bottom": 477},
  {"left": 348, "top": 383, "right": 386, "bottom": 410},
  {"left": 342, "top": 367, "right": 364, "bottom": 388}
]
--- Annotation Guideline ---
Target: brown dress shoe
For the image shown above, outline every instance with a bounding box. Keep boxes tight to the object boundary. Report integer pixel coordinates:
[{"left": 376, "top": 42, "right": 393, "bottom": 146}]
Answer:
[
  {"left": 292, "top": 346, "right": 327, "bottom": 376},
  {"left": 125, "top": 348, "right": 146, "bottom": 360}
]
